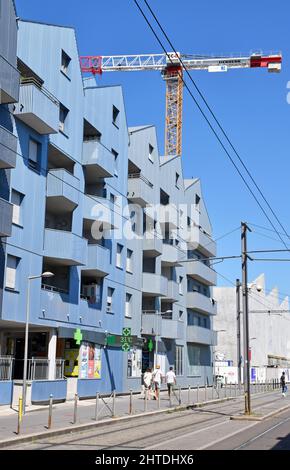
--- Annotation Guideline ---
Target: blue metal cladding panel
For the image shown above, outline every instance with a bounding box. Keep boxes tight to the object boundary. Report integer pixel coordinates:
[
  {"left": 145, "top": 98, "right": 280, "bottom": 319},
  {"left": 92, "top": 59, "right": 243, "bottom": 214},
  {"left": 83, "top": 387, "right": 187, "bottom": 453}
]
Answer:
[
  {"left": 77, "top": 379, "right": 100, "bottom": 398},
  {"left": 0, "top": 198, "right": 13, "bottom": 237},
  {"left": 31, "top": 379, "right": 67, "bottom": 403},
  {"left": 0, "top": 381, "right": 13, "bottom": 405},
  {"left": 0, "top": 123, "right": 17, "bottom": 169}
]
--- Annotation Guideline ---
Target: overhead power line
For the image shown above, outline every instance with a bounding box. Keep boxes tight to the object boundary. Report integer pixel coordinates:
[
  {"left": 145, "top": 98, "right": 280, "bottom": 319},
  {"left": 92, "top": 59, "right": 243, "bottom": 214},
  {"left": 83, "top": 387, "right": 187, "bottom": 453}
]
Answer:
[{"left": 133, "top": 0, "right": 290, "bottom": 253}]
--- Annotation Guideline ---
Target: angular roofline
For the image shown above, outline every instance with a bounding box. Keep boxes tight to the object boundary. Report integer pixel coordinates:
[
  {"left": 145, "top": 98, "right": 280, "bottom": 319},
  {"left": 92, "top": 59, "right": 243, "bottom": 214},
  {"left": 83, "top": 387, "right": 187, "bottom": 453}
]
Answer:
[
  {"left": 18, "top": 18, "right": 75, "bottom": 30},
  {"left": 129, "top": 125, "right": 155, "bottom": 134}
]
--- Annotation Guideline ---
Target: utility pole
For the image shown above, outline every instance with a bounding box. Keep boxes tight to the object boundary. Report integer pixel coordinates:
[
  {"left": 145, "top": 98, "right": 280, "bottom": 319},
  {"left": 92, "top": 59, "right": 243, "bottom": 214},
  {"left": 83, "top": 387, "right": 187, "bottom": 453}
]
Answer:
[
  {"left": 236, "top": 279, "right": 242, "bottom": 388},
  {"left": 241, "top": 222, "right": 252, "bottom": 414}
]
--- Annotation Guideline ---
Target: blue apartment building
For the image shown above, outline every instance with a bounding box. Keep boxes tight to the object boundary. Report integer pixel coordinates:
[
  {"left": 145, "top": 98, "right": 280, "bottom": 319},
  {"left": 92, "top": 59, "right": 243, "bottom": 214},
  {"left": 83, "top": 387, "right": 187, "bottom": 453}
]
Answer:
[{"left": 0, "top": 1, "right": 217, "bottom": 405}]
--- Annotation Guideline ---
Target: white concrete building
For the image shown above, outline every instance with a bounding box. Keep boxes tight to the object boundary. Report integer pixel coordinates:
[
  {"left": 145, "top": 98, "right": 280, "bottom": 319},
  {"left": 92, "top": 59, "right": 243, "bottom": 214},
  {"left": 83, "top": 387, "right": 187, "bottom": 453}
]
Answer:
[{"left": 213, "top": 274, "right": 290, "bottom": 382}]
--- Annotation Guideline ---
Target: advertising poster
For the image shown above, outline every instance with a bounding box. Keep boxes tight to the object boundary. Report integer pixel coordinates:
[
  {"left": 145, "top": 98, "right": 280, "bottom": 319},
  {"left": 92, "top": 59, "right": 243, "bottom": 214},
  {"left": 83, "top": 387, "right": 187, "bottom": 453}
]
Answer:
[
  {"left": 128, "top": 349, "right": 142, "bottom": 377},
  {"left": 88, "top": 344, "right": 95, "bottom": 379},
  {"left": 94, "top": 346, "right": 101, "bottom": 379},
  {"left": 80, "top": 343, "right": 88, "bottom": 379},
  {"left": 64, "top": 349, "right": 79, "bottom": 377}
]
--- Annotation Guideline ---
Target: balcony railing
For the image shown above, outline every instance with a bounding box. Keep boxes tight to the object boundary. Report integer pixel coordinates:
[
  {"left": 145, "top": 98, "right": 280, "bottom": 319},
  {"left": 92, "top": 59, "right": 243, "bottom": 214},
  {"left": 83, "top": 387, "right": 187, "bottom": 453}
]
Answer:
[{"left": 0, "top": 356, "right": 14, "bottom": 380}]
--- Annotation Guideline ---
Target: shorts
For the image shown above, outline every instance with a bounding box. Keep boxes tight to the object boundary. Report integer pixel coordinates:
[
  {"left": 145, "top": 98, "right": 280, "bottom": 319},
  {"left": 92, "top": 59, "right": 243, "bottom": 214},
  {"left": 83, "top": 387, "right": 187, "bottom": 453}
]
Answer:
[{"left": 154, "top": 382, "right": 160, "bottom": 390}]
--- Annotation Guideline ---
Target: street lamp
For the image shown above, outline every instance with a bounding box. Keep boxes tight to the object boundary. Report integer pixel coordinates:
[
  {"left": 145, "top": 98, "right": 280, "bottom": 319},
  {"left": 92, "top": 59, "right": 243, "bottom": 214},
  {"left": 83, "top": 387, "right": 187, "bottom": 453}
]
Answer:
[
  {"left": 154, "top": 309, "right": 172, "bottom": 368},
  {"left": 22, "top": 271, "right": 54, "bottom": 414}
]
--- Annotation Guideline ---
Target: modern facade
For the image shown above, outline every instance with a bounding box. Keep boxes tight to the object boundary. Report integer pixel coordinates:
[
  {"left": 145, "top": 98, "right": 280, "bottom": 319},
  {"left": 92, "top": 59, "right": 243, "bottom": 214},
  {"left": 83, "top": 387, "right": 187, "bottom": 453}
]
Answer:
[
  {"left": 213, "top": 274, "right": 290, "bottom": 382},
  {"left": 0, "top": 3, "right": 217, "bottom": 404}
]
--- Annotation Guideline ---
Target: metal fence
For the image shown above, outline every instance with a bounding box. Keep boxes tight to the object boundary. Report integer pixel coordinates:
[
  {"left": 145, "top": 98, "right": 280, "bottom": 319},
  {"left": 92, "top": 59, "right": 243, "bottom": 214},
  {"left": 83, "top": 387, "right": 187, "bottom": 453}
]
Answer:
[{"left": 0, "top": 356, "right": 14, "bottom": 380}]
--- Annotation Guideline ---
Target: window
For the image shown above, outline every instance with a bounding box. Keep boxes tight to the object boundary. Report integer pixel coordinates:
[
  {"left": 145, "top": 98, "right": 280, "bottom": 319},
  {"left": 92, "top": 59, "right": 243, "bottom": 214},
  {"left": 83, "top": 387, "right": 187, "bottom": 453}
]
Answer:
[
  {"left": 112, "top": 149, "right": 118, "bottom": 176},
  {"left": 188, "top": 344, "right": 201, "bottom": 375},
  {"left": 179, "top": 276, "right": 183, "bottom": 295},
  {"left": 126, "top": 249, "right": 133, "bottom": 273},
  {"left": 107, "top": 287, "right": 114, "bottom": 312},
  {"left": 112, "top": 105, "right": 120, "bottom": 127},
  {"left": 5, "top": 255, "right": 20, "bottom": 290},
  {"left": 116, "top": 244, "right": 123, "bottom": 269},
  {"left": 28, "top": 139, "right": 40, "bottom": 170},
  {"left": 148, "top": 144, "right": 154, "bottom": 162},
  {"left": 125, "top": 293, "right": 132, "bottom": 318},
  {"left": 179, "top": 310, "right": 183, "bottom": 321},
  {"left": 175, "top": 173, "right": 180, "bottom": 188},
  {"left": 110, "top": 193, "right": 116, "bottom": 204},
  {"left": 195, "top": 194, "right": 201, "bottom": 211},
  {"left": 175, "top": 345, "right": 183, "bottom": 376},
  {"left": 59, "top": 104, "right": 69, "bottom": 134},
  {"left": 11, "top": 190, "right": 24, "bottom": 226},
  {"left": 61, "top": 50, "right": 71, "bottom": 77}
]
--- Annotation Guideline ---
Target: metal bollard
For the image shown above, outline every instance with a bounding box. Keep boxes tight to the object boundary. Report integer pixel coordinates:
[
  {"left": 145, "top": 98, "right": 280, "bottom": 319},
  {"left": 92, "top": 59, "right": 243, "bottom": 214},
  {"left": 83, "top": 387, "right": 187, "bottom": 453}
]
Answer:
[
  {"left": 129, "top": 389, "right": 133, "bottom": 415},
  {"left": 17, "top": 396, "right": 23, "bottom": 435},
  {"left": 212, "top": 384, "right": 214, "bottom": 400},
  {"left": 47, "top": 394, "right": 53, "bottom": 429},
  {"left": 235, "top": 383, "right": 237, "bottom": 397},
  {"left": 205, "top": 384, "right": 207, "bottom": 402},
  {"left": 179, "top": 386, "right": 181, "bottom": 405},
  {"left": 169, "top": 390, "right": 172, "bottom": 408},
  {"left": 197, "top": 384, "right": 199, "bottom": 403},
  {"left": 112, "top": 390, "right": 116, "bottom": 417},
  {"left": 144, "top": 389, "right": 148, "bottom": 412},
  {"left": 230, "top": 382, "right": 232, "bottom": 397},
  {"left": 94, "top": 392, "right": 99, "bottom": 421},
  {"left": 158, "top": 389, "right": 160, "bottom": 409},
  {"left": 73, "top": 393, "right": 78, "bottom": 424},
  {"left": 188, "top": 385, "right": 191, "bottom": 405}
]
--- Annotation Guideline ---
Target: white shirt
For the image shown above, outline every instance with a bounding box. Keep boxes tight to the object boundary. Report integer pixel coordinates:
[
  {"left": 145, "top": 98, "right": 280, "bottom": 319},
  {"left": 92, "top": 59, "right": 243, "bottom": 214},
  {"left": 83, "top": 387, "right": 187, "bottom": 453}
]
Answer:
[
  {"left": 166, "top": 370, "right": 176, "bottom": 384},
  {"left": 153, "top": 369, "right": 162, "bottom": 384},
  {"left": 143, "top": 372, "right": 152, "bottom": 387}
]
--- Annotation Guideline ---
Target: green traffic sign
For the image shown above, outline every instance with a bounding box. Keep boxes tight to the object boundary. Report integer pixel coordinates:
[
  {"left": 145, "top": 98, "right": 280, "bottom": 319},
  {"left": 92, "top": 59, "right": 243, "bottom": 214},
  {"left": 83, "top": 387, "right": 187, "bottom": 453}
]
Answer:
[{"left": 74, "top": 328, "right": 83, "bottom": 345}]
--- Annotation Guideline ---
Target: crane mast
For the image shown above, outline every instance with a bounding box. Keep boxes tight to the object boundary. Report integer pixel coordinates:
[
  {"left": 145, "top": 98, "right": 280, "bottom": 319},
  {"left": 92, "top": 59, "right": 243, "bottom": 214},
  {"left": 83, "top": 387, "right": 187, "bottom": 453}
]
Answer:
[{"left": 80, "top": 52, "right": 282, "bottom": 156}]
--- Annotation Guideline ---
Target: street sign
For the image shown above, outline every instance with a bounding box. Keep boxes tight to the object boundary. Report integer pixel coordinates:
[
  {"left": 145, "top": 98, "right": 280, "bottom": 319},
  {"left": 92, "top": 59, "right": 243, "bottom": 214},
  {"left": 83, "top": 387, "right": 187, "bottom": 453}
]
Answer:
[{"left": 106, "top": 335, "right": 116, "bottom": 346}]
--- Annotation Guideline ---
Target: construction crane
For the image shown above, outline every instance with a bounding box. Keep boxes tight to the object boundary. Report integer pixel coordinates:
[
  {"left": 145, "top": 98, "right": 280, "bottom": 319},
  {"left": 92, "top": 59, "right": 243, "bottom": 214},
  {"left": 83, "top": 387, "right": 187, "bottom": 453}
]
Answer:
[{"left": 80, "top": 52, "right": 282, "bottom": 157}]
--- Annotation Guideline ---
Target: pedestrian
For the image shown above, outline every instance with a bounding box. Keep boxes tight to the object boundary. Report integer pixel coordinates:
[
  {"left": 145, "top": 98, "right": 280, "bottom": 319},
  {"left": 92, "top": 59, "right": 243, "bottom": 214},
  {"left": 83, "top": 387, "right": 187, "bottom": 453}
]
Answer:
[
  {"left": 166, "top": 366, "right": 176, "bottom": 398},
  {"left": 152, "top": 365, "right": 163, "bottom": 400},
  {"left": 280, "top": 371, "right": 287, "bottom": 397},
  {"left": 143, "top": 368, "right": 153, "bottom": 400}
]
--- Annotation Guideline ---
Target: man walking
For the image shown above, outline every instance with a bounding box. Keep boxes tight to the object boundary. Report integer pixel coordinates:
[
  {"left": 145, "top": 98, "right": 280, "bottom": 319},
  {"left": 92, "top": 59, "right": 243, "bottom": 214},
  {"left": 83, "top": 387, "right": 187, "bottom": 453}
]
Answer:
[
  {"left": 280, "top": 371, "right": 287, "bottom": 396},
  {"left": 166, "top": 366, "right": 176, "bottom": 398},
  {"left": 152, "top": 365, "right": 162, "bottom": 400}
]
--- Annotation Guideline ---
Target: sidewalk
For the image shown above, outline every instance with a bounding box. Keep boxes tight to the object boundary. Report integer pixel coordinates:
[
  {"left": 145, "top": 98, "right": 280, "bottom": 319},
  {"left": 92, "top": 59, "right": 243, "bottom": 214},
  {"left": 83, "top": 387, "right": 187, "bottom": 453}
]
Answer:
[{"left": 0, "top": 384, "right": 286, "bottom": 445}]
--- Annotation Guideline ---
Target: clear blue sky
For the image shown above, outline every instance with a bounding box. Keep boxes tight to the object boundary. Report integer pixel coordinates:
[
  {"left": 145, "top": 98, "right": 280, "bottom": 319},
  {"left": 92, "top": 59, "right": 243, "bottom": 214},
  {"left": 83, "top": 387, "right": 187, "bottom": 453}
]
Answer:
[{"left": 16, "top": 0, "right": 290, "bottom": 301}]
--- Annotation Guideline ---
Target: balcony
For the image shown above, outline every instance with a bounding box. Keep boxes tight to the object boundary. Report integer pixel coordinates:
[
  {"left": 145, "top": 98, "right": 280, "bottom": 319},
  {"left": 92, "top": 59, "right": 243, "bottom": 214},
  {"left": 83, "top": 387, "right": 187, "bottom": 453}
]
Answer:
[
  {"left": 127, "top": 174, "right": 154, "bottom": 207},
  {"left": 141, "top": 312, "right": 182, "bottom": 339},
  {"left": 46, "top": 169, "right": 79, "bottom": 212},
  {"left": 143, "top": 232, "right": 163, "bottom": 257},
  {"left": 161, "top": 240, "right": 184, "bottom": 266},
  {"left": 0, "top": 55, "right": 19, "bottom": 104},
  {"left": 188, "top": 226, "right": 216, "bottom": 257},
  {"left": 164, "top": 280, "right": 179, "bottom": 302},
  {"left": 158, "top": 204, "right": 179, "bottom": 229},
  {"left": 0, "top": 125, "right": 17, "bottom": 169},
  {"left": 187, "top": 325, "right": 217, "bottom": 345},
  {"left": 0, "top": 198, "right": 13, "bottom": 237},
  {"left": 142, "top": 273, "right": 168, "bottom": 297},
  {"left": 83, "top": 194, "right": 116, "bottom": 230},
  {"left": 187, "top": 291, "right": 217, "bottom": 315},
  {"left": 40, "top": 286, "right": 70, "bottom": 321},
  {"left": 82, "top": 140, "right": 114, "bottom": 181},
  {"left": 186, "top": 260, "right": 216, "bottom": 286},
  {"left": 82, "top": 244, "right": 110, "bottom": 277},
  {"left": 44, "top": 229, "right": 87, "bottom": 266},
  {"left": 14, "top": 81, "right": 59, "bottom": 135}
]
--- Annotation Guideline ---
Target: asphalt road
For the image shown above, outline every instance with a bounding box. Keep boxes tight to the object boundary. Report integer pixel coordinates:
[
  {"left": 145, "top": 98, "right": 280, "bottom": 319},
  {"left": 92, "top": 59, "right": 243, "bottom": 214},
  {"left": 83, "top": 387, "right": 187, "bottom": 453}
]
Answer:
[{"left": 4, "top": 393, "right": 290, "bottom": 450}]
